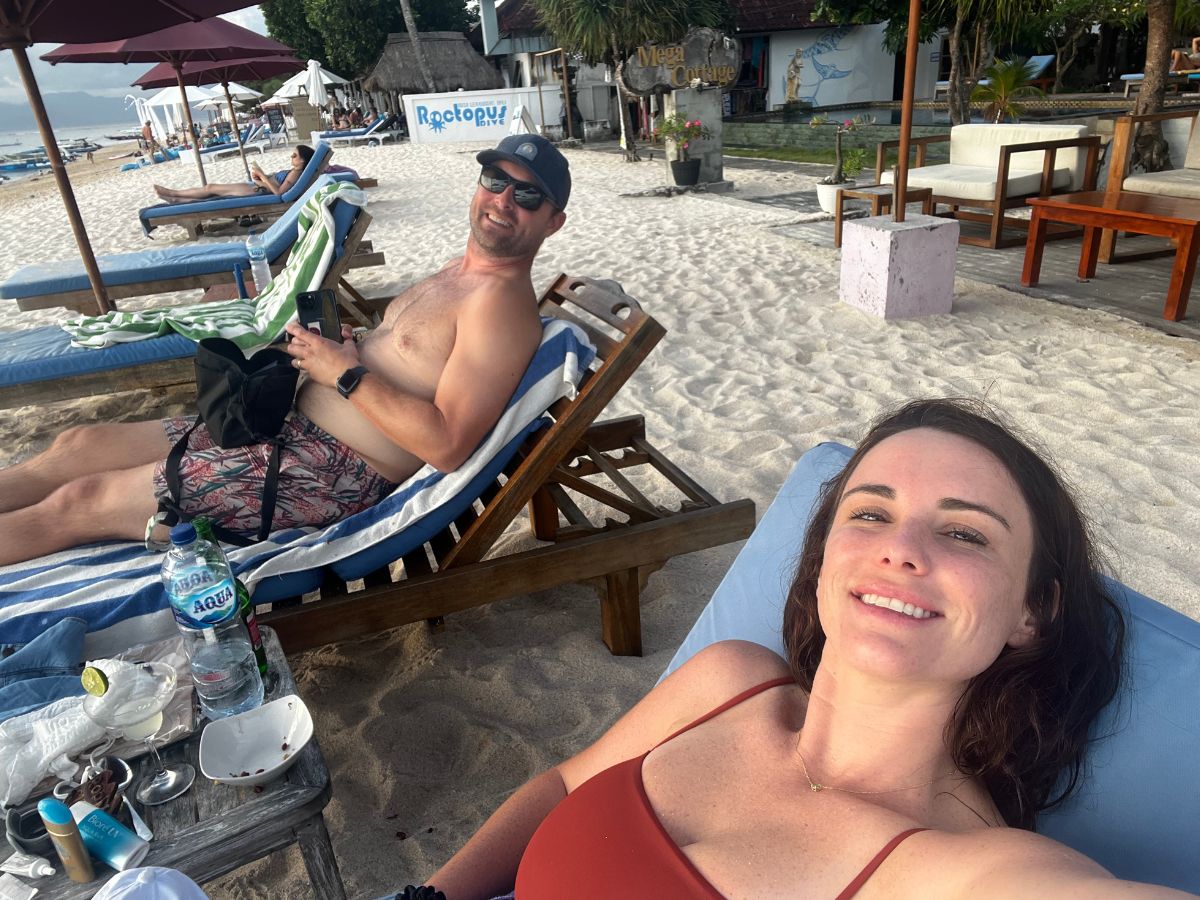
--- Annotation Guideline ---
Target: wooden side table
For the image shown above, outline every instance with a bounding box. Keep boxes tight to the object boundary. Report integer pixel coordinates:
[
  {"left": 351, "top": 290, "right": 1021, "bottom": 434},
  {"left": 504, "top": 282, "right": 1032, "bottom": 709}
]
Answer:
[
  {"left": 834, "top": 184, "right": 935, "bottom": 247},
  {"left": 27, "top": 628, "right": 346, "bottom": 899}
]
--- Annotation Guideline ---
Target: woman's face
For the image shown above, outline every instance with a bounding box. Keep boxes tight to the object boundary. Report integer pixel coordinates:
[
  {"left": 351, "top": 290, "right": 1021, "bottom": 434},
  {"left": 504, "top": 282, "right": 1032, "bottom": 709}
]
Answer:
[
  {"left": 290, "top": 150, "right": 303, "bottom": 168},
  {"left": 815, "top": 428, "right": 1037, "bottom": 687}
]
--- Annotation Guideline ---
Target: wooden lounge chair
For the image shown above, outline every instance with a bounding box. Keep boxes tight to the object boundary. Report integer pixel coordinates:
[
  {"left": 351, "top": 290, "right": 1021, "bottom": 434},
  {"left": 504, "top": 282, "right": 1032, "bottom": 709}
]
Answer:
[
  {"left": 0, "top": 208, "right": 383, "bottom": 410},
  {"left": 2, "top": 176, "right": 383, "bottom": 315},
  {"left": 138, "top": 142, "right": 343, "bottom": 239},
  {"left": 259, "top": 274, "right": 757, "bottom": 656},
  {"left": 0, "top": 276, "right": 755, "bottom": 659}
]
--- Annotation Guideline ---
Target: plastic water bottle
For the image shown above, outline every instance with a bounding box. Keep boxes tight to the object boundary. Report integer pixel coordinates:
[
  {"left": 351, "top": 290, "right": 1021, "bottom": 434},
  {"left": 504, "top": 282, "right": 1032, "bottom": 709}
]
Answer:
[
  {"left": 245, "top": 230, "right": 271, "bottom": 295},
  {"left": 161, "top": 523, "right": 264, "bottom": 720}
]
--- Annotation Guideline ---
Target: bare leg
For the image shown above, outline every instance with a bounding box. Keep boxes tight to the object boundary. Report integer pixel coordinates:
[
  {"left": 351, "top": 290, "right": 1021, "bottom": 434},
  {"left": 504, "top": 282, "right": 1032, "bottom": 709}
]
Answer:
[
  {"left": 0, "top": 421, "right": 171, "bottom": 514},
  {"left": 153, "top": 183, "right": 260, "bottom": 202},
  {"left": 0, "top": 463, "right": 160, "bottom": 566},
  {"left": 1171, "top": 50, "right": 1188, "bottom": 71}
]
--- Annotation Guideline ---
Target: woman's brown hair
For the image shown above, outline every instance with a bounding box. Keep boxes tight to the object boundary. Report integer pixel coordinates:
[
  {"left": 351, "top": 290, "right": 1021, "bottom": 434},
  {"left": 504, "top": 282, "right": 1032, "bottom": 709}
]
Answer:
[{"left": 782, "top": 399, "right": 1124, "bottom": 829}]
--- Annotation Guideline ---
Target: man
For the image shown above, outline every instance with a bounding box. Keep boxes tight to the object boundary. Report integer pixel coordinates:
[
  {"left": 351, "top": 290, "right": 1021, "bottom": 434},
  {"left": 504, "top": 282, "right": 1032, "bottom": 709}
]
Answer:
[{"left": 0, "top": 134, "right": 570, "bottom": 566}]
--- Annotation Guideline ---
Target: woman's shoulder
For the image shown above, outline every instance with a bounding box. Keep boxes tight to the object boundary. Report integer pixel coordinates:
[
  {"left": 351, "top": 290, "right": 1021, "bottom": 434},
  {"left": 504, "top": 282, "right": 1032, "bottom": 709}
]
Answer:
[
  {"left": 914, "top": 826, "right": 1154, "bottom": 898},
  {"left": 671, "top": 640, "right": 792, "bottom": 692}
]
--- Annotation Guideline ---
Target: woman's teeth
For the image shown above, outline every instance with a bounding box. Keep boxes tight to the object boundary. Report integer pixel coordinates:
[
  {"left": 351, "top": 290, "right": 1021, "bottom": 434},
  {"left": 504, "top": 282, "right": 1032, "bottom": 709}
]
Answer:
[{"left": 858, "top": 593, "right": 935, "bottom": 619}]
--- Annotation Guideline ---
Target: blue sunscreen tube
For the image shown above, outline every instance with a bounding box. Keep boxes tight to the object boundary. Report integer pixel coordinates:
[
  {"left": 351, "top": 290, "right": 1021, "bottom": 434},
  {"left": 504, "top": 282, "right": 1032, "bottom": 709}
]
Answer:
[{"left": 69, "top": 801, "right": 150, "bottom": 872}]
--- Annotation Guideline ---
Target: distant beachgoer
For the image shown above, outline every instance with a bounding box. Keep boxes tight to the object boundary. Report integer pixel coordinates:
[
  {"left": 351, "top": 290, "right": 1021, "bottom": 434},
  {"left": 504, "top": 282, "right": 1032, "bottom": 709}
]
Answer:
[
  {"left": 1171, "top": 37, "right": 1200, "bottom": 72},
  {"left": 152, "top": 144, "right": 314, "bottom": 202},
  {"left": 86, "top": 151, "right": 95, "bottom": 164},
  {"left": 349, "top": 108, "right": 363, "bottom": 127}
]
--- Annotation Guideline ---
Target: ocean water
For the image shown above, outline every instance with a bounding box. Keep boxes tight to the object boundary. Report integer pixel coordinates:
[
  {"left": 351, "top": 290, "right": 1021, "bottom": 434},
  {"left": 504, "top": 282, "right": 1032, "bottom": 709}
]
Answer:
[{"left": 0, "top": 122, "right": 139, "bottom": 154}]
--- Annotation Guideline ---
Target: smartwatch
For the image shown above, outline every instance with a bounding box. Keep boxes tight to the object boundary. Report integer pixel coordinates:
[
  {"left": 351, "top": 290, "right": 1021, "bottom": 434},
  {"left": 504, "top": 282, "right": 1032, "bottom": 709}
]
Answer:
[{"left": 336, "top": 365, "right": 370, "bottom": 399}]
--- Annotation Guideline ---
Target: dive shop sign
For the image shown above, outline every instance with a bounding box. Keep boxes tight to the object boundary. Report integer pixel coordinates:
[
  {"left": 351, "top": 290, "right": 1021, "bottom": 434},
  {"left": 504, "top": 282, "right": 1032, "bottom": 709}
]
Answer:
[{"left": 624, "top": 27, "right": 739, "bottom": 95}]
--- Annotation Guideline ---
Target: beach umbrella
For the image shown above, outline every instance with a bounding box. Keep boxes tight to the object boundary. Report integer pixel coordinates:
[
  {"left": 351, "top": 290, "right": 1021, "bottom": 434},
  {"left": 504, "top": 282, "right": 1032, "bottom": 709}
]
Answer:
[
  {"left": 304, "top": 59, "right": 330, "bottom": 110},
  {"left": 274, "top": 63, "right": 349, "bottom": 99},
  {"left": 44, "top": 19, "right": 293, "bottom": 187},
  {"left": 1, "top": 2, "right": 260, "bottom": 315},
  {"left": 134, "top": 56, "right": 303, "bottom": 178}
]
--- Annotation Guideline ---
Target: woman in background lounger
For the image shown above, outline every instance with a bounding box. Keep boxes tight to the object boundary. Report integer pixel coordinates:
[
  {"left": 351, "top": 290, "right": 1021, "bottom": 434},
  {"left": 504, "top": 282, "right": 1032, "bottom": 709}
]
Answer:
[
  {"left": 151, "top": 144, "right": 314, "bottom": 202},
  {"left": 1171, "top": 37, "right": 1200, "bottom": 71},
  {"left": 414, "top": 399, "right": 1188, "bottom": 900}
]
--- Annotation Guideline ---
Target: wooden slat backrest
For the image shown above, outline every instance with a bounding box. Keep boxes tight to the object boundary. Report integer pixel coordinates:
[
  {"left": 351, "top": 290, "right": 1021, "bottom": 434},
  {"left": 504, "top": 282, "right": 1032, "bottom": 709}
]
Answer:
[{"left": 439, "top": 275, "right": 664, "bottom": 569}]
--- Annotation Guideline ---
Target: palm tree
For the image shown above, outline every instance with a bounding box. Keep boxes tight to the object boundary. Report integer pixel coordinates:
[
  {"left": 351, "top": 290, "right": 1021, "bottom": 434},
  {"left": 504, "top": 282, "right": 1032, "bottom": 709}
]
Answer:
[
  {"left": 928, "top": 0, "right": 1051, "bottom": 124},
  {"left": 532, "top": 0, "right": 728, "bottom": 160},
  {"left": 399, "top": 0, "right": 436, "bottom": 93},
  {"left": 971, "top": 57, "right": 1045, "bottom": 122}
]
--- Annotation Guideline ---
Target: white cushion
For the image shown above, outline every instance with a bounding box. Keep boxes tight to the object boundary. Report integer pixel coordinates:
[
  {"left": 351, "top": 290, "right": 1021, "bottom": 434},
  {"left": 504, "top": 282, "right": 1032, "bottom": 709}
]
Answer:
[
  {"left": 1123, "top": 168, "right": 1200, "bottom": 199},
  {"left": 881, "top": 163, "right": 1072, "bottom": 202},
  {"left": 948, "top": 123, "right": 1091, "bottom": 190}
]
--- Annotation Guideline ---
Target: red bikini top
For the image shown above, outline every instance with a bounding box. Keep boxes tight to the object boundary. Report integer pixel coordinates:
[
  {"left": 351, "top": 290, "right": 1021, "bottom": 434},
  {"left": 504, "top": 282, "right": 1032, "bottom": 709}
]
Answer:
[{"left": 514, "top": 677, "right": 928, "bottom": 898}]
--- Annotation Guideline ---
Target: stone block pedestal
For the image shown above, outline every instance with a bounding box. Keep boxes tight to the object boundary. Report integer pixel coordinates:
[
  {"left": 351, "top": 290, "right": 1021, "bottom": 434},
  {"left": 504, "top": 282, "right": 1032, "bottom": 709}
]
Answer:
[{"left": 839, "top": 214, "right": 959, "bottom": 319}]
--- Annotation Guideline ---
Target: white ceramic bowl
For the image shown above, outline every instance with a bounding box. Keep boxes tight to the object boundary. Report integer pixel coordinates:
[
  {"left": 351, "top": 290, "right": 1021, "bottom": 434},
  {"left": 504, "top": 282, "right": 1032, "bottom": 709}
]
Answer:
[{"left": 198, "top": 694, "right": 313, "bottom": 787}]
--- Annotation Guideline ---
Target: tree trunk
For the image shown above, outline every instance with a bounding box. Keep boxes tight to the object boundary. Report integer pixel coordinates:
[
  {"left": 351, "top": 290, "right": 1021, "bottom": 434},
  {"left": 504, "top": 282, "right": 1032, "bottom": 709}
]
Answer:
[
  {"left": 399, "top": 0, "right": 436, "bottom": 93},
  {"left": 611, "top": 36, "right": 640, "bottom": 162},
  {"left": 947, "top": 9, "right": 970, "bottom": 126},
  {"left": 1130, "top": 0, "right": 1175, "bottom": 172}
]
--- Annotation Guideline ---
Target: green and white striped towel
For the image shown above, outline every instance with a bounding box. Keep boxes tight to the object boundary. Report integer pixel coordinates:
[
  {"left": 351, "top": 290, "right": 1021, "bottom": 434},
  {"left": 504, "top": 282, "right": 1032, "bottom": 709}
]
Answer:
[{"left": 62, "top": 180, "right": 367, "bottom": 356}]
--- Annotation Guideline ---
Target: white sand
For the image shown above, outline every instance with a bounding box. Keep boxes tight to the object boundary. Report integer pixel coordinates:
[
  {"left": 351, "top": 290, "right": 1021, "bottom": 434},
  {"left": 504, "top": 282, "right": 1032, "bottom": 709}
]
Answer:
[{"left": 1, "top": 142, "right": 1199, "bottom": 897}]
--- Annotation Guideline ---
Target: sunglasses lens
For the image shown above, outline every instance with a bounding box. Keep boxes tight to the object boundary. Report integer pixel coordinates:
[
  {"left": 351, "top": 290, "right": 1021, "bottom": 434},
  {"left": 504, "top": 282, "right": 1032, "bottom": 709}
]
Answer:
[{"left": 479, "top": 167, "right": 546, "bottom": 211}]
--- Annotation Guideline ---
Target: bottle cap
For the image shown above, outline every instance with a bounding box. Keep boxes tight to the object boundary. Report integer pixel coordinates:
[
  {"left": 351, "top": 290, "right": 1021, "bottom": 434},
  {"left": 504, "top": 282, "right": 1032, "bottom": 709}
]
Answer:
[
  {"left": 35, "top": 798, "right": 72, "bottom": 826},
  {"left": 169, "top": 523, "right": 196, "bottom": 545}
]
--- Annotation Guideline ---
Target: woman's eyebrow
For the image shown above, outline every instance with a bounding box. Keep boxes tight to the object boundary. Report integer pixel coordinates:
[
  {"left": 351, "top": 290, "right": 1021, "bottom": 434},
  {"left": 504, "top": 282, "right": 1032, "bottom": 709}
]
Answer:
[{"left": 842, "top": 484, "right": 1011, "bottom": 530}]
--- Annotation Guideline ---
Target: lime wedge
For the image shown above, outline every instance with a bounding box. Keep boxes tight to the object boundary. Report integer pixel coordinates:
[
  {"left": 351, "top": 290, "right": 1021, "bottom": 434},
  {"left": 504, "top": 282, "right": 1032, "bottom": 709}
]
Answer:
[{"left": 81, "top": 666, "right": 109, "bottom": 697}]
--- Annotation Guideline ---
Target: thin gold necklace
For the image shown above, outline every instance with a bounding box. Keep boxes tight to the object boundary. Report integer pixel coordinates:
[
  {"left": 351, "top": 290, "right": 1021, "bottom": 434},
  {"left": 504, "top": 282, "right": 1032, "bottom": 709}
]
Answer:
[{"left": 796, "top": 742, "right": 956, "bottom": 795}]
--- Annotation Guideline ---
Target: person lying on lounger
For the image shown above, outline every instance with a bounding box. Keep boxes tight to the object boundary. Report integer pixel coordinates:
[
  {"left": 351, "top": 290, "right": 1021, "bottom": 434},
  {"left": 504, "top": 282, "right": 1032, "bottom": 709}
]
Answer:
[
  {"left": 0, "top": 133, "right": 571, "bottom": 566},
  {"left": 151, "top": 144, "right": 315, "bottom": 202},
  {"left": 412, "top": 399, "right": 1188, "bottom": 900},
  {"left": 1171, "top": 37, "right": 1200, "bottom": 72}
]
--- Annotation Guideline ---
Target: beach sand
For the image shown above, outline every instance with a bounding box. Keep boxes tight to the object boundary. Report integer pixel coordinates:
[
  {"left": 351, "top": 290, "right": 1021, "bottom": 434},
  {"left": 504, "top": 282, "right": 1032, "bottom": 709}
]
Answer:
[{"left": 2, "top": 141, "right": 1199, "bottom": 897}]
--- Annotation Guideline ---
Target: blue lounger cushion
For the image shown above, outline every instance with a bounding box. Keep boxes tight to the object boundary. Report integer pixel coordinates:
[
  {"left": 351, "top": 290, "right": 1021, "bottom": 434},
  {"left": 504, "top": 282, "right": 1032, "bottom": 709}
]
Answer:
[
  {"left": 137, "top": 142, "right": 333, "bottom": 235},
  {"left": 663, "top": 442, "right": 1199, "bottom": 893},
  {"left": 0, "top": 321, "right": 596, "bottom": 656},
  {"left": 0, "top": 327, "right": 197, "bottom": 388},
  {"left": 0, "top": 174, "right": 356, "bottom": 302}
]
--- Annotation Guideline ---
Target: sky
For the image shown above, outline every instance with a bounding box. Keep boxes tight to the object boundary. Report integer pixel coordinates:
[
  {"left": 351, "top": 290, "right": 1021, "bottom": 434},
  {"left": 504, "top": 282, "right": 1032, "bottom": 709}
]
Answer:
[{"left": 0, "top": 7, "right": 269, "bottom": 106}]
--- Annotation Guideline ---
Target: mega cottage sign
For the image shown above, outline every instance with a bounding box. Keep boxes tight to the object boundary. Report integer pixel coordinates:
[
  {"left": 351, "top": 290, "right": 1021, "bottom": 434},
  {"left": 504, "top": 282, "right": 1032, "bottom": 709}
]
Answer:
[
  {"left": 624, "top": 28, "right": 739, "bottom": 95},
  {"left": 403, "top": 87, "right": 563, "bottom": 144}
]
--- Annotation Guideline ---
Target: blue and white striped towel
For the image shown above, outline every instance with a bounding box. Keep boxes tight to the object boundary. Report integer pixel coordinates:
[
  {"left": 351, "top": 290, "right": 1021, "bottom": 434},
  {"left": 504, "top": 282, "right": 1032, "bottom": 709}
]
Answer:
[{"left": 0, "top": 319, "right": 595, "bottom": 655}]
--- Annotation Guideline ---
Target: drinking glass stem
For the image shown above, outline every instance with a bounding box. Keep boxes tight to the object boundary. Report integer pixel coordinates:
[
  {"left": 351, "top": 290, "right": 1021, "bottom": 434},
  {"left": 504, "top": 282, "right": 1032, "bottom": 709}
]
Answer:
[{"left": 144, "top": 739, "right": 168, "bottom": 776}]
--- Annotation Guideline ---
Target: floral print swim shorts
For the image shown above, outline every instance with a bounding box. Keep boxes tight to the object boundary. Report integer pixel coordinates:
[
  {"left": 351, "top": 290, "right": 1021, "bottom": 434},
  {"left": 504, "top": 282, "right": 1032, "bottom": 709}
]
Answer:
[{"left": 152, "top": 411, "right": 396, "bottom": 536}]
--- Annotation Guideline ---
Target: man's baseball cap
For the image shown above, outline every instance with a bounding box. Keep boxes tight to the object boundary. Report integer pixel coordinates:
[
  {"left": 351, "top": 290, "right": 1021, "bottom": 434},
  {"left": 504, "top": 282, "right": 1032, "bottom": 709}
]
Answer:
[{"left": 477, "top": 133, "right": 571, "bottom": 210}]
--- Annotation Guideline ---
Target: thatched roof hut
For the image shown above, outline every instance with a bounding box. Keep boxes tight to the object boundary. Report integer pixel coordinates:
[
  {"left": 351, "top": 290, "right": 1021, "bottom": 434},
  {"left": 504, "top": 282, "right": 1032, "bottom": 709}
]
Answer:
[{"left": 364, "top": 32, "right": 503, "bottom": 94}]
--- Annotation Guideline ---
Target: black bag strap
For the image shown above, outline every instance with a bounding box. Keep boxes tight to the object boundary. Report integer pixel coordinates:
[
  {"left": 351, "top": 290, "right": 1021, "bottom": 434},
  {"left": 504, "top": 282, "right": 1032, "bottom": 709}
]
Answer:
[{"left": 158, "top": 419, "right": 284, "bottom": 547}]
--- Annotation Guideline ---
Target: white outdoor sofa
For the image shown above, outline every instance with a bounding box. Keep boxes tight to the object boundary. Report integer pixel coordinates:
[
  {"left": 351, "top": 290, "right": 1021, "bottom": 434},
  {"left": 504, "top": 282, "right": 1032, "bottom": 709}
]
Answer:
[{"left": 875, "top": 122, "right": 1102, "bottom": 248}]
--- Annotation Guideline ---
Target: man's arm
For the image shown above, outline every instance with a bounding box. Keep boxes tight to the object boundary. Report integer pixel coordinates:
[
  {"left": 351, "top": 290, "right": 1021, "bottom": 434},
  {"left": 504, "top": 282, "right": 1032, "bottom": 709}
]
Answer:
[{"left": 283, "top": 287, "right": 540, "bottom": 472}]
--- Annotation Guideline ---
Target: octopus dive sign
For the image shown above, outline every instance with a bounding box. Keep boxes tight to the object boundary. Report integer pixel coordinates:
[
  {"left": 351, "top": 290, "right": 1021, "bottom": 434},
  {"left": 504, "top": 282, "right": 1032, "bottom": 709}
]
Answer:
[{"left": 624, "top": 28, "right": 740, "bottom": 95}]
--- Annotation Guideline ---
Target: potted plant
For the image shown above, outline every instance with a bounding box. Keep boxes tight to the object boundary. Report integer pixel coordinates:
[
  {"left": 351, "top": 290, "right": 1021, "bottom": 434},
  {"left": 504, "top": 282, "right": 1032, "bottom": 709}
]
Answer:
[
  {"left": 810, "top": 115, "right": 864, "bottom": 213},
  {"left": 656, "top": 113, "right": 712, "bottom": 186}
]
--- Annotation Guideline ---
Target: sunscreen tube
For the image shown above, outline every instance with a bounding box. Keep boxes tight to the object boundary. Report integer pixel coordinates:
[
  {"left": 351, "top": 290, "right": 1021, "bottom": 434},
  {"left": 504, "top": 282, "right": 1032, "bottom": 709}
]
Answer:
[
  {"left": 69, "top": 801, "right": 150, "bottom": 872},
  {"left": 0, "top": 851, "right": 54, "bottom": 879},
  {"left": 36, "top": 798, "right": 94, "bottom": 883}
]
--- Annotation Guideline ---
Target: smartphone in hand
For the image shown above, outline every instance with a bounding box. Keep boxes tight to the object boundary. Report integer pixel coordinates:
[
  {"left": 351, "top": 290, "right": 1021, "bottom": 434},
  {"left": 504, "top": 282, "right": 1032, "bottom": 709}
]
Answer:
[{"left": 296, "top": 289, "right": 342, "bottom": 341}]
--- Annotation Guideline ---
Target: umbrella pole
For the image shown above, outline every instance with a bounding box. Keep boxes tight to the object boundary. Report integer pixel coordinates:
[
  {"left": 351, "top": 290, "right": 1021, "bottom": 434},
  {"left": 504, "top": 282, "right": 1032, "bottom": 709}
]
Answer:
[
  {"left": 10, "top": 44, "right": 111, "bottom": 314},
  {"left": 175, "top": 63, "right": 208, "bottom": 186},
  {"left": 224, "top": 82, "right": 252, "bottom": 179},
  {"left": 893, "top": 0, "right": 921, "bottom": 223}
]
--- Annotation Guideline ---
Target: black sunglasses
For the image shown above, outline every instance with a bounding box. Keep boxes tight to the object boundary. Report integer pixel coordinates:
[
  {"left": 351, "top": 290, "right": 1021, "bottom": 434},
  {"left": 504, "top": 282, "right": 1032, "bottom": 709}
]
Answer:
[{"left": 478, "top": 166, "right": 550, "bottom": 211}]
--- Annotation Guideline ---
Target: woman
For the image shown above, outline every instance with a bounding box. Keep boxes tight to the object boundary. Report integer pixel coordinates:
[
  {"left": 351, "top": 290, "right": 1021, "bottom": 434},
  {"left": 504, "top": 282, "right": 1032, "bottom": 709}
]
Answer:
[
  {"left": 1171, "top": 37, "right": 1200, "bottom": 72},
  {"left": 151, "top": 144, "right": 314, "bottom": 202},
  {"left": 413, "top": 399, "right": 1189, "bottom": 899}
]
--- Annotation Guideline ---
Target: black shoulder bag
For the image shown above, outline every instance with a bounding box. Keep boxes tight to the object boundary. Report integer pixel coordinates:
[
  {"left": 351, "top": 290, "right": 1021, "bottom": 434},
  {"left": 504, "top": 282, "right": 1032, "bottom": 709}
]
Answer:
[{"left": 158, "top": 337, "right": 299, "bottom": 545}]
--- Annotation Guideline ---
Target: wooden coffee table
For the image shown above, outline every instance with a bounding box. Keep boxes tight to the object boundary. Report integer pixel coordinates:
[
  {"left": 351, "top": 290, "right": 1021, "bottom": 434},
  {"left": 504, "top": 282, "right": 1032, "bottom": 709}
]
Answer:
[
  {"left": 1023, "top": 190, "right": 1200, "bottom": 321},
  {"left": 29, "top": 628, "right": 345, "bottom": 899}
]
